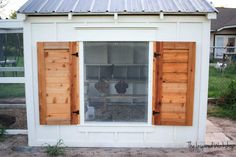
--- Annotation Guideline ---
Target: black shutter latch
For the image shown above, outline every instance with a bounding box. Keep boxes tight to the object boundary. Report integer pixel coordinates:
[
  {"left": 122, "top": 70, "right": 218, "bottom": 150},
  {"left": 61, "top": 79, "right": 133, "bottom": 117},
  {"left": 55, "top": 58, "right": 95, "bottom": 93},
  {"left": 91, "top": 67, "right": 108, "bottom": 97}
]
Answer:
[
  {"left": 152, "top": 111, "right": 160, "bottom": 115},
  {"left": 154, "top": 52, "right": 161, "bottom": 58},
  {"left": 72, "top": 110, "right": 80, "bottom": 115},
  {"left": 72, "top": 52, "right": 79, "bottom": 57}
]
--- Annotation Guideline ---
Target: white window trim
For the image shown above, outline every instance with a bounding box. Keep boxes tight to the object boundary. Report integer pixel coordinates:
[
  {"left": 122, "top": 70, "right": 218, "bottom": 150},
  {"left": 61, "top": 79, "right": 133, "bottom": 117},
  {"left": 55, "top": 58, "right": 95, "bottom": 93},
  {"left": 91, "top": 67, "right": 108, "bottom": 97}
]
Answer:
[
  {"left": 0, "top": 77, "right": 25, "bottom": 83},
  {"left": 79, "top": 42, "right": 153, "bottom": 126},
  {"left": 0, "top": 21, "right": 26, "bottom": 133},
  {"left": 0, "top": 20, "right": 25, "bottom": 84}
]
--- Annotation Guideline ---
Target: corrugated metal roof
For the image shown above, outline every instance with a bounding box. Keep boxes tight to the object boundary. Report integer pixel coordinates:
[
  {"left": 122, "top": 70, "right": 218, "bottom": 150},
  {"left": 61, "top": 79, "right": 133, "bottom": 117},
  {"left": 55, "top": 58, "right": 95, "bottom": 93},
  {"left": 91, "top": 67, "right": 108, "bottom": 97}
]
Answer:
[{"left": 18, "top": 0, "right": 217, "bottom": 14}]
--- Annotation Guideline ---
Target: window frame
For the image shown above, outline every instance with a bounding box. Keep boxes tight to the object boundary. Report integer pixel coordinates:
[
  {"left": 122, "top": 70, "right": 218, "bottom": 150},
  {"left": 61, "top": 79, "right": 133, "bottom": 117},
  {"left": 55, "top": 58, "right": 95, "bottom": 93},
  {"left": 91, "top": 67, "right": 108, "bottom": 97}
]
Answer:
[
  {"left": 0, "top": 20, "right": 26, "bottom": 132},
  {"left": 0, "top": 21, "right": 25, "bottom": 104},
  {"left": 79, "top": 41, "right": 153, "bottom": 126}
]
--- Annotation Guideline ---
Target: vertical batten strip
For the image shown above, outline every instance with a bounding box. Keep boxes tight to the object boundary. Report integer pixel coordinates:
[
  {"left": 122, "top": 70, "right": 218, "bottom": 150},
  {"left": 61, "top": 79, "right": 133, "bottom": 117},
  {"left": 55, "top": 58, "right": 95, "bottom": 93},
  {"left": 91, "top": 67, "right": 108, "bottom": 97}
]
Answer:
[
  {"left": 37, "top": 42, "right": 47, "bottom": 125},
  {"left": 186, "top": 42, "right": 196, "bottom": 126}
]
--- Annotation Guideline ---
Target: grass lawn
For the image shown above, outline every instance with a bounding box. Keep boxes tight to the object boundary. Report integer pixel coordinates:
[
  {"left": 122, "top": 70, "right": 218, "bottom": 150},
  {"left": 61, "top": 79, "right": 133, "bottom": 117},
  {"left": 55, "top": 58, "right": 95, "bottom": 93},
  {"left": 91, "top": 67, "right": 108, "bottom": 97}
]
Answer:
[
  {"left": 0, "top": 56, "right": 24, "bottom": 77},
  {"left": 208, "top": 105, "right": 236, "bottom": 120},
  {"left": 208, "top": 63, "right": 236, "bottom": 120},
  {"left": 208, "top": 65, "right": 236, "bottom": 98},
  {"left": 0, "top": 84, "right": 25, "bottom": 99}
]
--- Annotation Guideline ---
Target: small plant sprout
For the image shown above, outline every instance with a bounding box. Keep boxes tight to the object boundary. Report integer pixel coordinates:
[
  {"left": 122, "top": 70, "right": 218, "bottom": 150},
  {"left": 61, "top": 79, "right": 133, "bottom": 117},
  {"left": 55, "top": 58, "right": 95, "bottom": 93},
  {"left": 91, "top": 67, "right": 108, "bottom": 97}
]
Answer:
[
  {"left": 0, "top": 127, "right": 6, "bottom": 142},
  {"left": 44, "top": 139, "right": 66, "bottom": 156}
]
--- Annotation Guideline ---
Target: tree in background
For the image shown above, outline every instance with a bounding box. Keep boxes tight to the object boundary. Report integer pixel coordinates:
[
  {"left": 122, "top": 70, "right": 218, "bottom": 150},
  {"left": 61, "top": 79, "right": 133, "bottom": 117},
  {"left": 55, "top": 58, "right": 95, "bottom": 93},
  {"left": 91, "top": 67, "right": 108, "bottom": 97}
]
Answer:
[{"left": 9, "top": 11, "right": 16, "bottom": 19}]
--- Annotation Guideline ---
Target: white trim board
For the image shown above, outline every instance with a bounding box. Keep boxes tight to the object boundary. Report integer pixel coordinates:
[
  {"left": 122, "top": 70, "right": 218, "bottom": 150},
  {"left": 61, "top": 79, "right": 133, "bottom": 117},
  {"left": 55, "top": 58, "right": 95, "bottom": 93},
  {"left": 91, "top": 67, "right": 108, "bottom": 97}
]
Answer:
[
  {"left": 0, "top": 77, "right": 25, "bottom": 83},
  {"left": 5, "top": 129, "right": 28, "bottom": 135}
]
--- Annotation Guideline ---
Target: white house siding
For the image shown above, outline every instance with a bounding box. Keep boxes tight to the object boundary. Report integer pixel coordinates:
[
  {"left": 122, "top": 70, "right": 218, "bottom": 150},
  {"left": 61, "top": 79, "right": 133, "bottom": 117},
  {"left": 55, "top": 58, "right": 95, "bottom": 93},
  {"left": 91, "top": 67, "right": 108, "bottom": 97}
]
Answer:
[{"left": 23, "top": 15, "right": 211, "bottom": 147}]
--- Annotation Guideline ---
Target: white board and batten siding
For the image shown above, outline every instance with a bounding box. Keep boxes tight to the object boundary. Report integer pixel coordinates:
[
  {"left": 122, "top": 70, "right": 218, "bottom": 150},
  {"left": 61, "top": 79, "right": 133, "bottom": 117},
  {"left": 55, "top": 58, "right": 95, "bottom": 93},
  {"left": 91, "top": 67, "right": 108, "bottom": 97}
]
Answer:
[{"left": 23, "top": 15, "right": 211, "bottom": 147}]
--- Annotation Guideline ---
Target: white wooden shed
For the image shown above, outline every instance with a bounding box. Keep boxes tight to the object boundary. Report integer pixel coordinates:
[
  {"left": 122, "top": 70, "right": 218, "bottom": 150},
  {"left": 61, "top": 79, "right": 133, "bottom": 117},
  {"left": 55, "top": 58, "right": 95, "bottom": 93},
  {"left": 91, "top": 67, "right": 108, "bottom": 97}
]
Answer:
[{"left": 18, "top": 0, "right": 217, "bottom": 147}]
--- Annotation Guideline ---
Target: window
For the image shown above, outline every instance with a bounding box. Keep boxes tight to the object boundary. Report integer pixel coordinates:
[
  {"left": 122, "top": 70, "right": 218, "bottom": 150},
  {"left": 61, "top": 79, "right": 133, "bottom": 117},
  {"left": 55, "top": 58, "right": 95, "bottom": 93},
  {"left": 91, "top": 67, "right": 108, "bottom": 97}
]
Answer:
[
  {"left": 84, "top": 42, "right": 149, "bottom": 122},
  {"left": 0, "top": 33, "right": 24, "bottom": 77},
  {"left": 0, "top": 26, "right": 26, "bottom": 129},
  {"left": 214, "top": 35, "right": 236, "bottom": 58}
]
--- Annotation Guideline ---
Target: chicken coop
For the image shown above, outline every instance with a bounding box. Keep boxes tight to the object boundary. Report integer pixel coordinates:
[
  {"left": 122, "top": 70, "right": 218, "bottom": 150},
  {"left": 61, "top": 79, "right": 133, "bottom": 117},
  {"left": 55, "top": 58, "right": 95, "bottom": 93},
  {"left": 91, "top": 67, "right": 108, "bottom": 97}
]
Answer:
[{"left": 17, "top": 0, "right": 217, "bottom": 147}]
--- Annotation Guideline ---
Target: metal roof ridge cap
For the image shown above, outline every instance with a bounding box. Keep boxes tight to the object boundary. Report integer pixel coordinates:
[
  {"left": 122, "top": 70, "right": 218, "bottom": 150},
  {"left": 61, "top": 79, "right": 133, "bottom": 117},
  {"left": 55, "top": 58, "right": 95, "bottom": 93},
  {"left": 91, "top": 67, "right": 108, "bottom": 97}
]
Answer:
[
  {"left": 107, "top": 0, "right": 111, "bottom": 12},
  {"left": 72, "top": 0, "right": 80, "bottom": 12},
  {"left": 176, "top": 0, "right": 188, "bottom": 12},
  {"left": 199, "top": 0, "right": 212, "bottom": 12},
  {"left": 140, "top": 0, "right": 145, "bottom": 11},
  {"left": 188, "top": 0, "right": 199, "bottom": 12},
  {"left": 89, "top": 0, "right": 96, "bottom": 12},
  {"left": 17, "top": 0, "right": 34, "bottom": 12},
  {"left": 204, "top": 0, "right": 218, "bottom": 12},
  {"left": 54, "top": 0, "right": 65, "bottom": 12},
  {"left": 172, "top": 0, "right": 181, "bottom": 12},
  {"left": 37, "top": 0, "right": 49, "bottom": 12},
  {"left": 124, "top": 0, "right": 128, "bottom": 11},
  {"left": 23, "top": 12, "right": 210, "bottom": 16}
]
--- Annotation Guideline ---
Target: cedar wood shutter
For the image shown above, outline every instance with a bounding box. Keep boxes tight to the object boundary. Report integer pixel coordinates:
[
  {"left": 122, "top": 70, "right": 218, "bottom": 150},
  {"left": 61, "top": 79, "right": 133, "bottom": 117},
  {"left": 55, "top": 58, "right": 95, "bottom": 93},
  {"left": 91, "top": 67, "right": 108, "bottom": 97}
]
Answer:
[
  {"left": 38, "top": 42, "right": 80, "bottom": 125},
  {"left": 152, "top": 42, "right": 196, "bottom": 126}
]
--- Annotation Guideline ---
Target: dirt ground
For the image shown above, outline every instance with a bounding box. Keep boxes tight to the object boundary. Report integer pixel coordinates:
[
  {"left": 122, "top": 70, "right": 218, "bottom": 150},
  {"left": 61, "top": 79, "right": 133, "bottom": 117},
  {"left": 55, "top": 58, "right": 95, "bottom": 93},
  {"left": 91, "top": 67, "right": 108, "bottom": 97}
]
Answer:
[
  {"left": 208, "top": 117, "right": 236, "bottom": 144},
  {"left": 0, "top": 117, "right": 235, "bottom": 157},
  {"left": 0, "top": 108, "right": 27, "bottom": 129}
]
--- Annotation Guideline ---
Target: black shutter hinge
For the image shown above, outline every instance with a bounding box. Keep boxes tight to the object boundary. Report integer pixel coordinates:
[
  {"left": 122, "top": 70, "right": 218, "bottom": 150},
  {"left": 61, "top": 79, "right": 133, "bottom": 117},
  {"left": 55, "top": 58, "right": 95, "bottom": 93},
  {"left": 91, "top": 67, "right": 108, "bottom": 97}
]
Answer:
[
  {"left": 72, "top": 52, "right": 79, "bottom": 57},
  {"left": 72, "top": 110, "right": 80, "bottom": 115},
  {"left": 152, "top": 111, "right": 160, "bottom": 115},
  {"left": 154, "top": 52, "right": 161, "bottom": 58}
]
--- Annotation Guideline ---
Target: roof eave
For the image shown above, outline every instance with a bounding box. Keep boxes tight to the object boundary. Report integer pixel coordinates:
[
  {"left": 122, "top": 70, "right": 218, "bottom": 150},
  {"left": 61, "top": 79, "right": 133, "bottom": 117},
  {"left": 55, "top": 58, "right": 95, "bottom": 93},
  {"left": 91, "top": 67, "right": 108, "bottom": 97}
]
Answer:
[{"left": 18, "top": 11, "right": 217, "bottom": 16}]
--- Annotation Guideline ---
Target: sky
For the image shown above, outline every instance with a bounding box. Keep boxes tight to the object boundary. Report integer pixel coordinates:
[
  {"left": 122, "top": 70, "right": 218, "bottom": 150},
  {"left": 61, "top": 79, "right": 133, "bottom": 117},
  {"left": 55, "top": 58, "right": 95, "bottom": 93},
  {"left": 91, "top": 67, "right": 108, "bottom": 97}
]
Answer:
[{"left": 0, "top": 0, "right": 236, "bottom": 18}]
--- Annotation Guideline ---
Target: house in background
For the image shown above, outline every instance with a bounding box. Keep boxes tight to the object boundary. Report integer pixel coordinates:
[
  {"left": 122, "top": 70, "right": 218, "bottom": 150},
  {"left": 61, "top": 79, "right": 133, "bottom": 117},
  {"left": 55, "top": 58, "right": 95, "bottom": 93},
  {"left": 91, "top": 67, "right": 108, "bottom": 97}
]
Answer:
[{"left": 211, "top": 7, "right": 236, "bottom": 59}]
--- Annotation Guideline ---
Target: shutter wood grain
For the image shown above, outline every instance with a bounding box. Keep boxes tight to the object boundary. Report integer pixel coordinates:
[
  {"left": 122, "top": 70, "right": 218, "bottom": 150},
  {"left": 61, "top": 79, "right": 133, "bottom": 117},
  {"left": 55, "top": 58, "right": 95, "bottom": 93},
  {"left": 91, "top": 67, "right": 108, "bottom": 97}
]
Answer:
[
  {"left": 152, "top": 42, "right": 196, "bottom": 126},
  {"left": 37, "top": 42, "right": 79, "bottom": 125}
]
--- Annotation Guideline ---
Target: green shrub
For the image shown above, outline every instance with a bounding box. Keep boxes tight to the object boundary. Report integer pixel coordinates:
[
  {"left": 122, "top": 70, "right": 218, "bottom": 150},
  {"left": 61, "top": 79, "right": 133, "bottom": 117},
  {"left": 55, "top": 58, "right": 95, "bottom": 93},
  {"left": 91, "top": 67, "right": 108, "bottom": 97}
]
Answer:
[
  {"left": 0, "top": 128, "right": 6, "bottom": 142},
  {"left": 208, "top": 65, "right": 236, "bottom": 98},
  {"left": 221, "top": 80, "right": 236, "bottom": 110},
  {"left": 208, "top": 105, "right": 236, "bottom": 120},
  {"left": 44, "top": 139, "right": 65, "bottom": 157},
  {"left": 224, "top": 62, "right": 236, "bottom": 74}
]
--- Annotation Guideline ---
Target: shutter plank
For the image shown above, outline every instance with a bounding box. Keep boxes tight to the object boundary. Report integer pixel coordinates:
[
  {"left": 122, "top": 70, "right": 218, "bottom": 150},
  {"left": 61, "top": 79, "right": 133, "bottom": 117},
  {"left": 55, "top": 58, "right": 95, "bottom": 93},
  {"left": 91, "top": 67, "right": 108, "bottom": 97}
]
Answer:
[
  {"left": 162, "top": 93, "right": 186, "bottom": 104},
  {"left": 163, "top": 73, "right": 188, "bottom": 83},
  {"left": 163, "top": 51, "right": 188, "bottom": 63},
  {"left": 152, "top": 42, "right": 195, "bottom": 126},
  {"left": 46, "top": 95, "right": 70, "bottom": 104},
  {"left": 161, "top": 103, "right": 186, "bottom": 113},
  {"left": 38, "top": 42, "right": 79, "bottom": 125},
  {"left": 47, "top": 103, "right": 70, "bottom": 114},
  {"left": 162, "top": 83, "right": 187, "bottom": 93},
  {"left": 162, "top": 63, "right": 188, "bottom": 73}
]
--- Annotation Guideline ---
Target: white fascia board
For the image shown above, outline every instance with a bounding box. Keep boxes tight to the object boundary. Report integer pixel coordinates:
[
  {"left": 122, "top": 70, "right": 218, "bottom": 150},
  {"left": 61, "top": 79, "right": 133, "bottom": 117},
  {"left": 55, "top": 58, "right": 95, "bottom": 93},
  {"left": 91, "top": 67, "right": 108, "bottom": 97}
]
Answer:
[
  {"left": 0, "top": 20, "right": 23, "bottom": 29},
  {"left": 74, "top": 24, "right": 159, "bottom": 29},
  {"left": 17, "top": 13, "right": 27, "bottom": 21},
  {"left": 217, "top": 25, "right": 236, "bottom": 32},
  {"left": 207, "top": 13, "right": 217, "bottom": 20}
]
